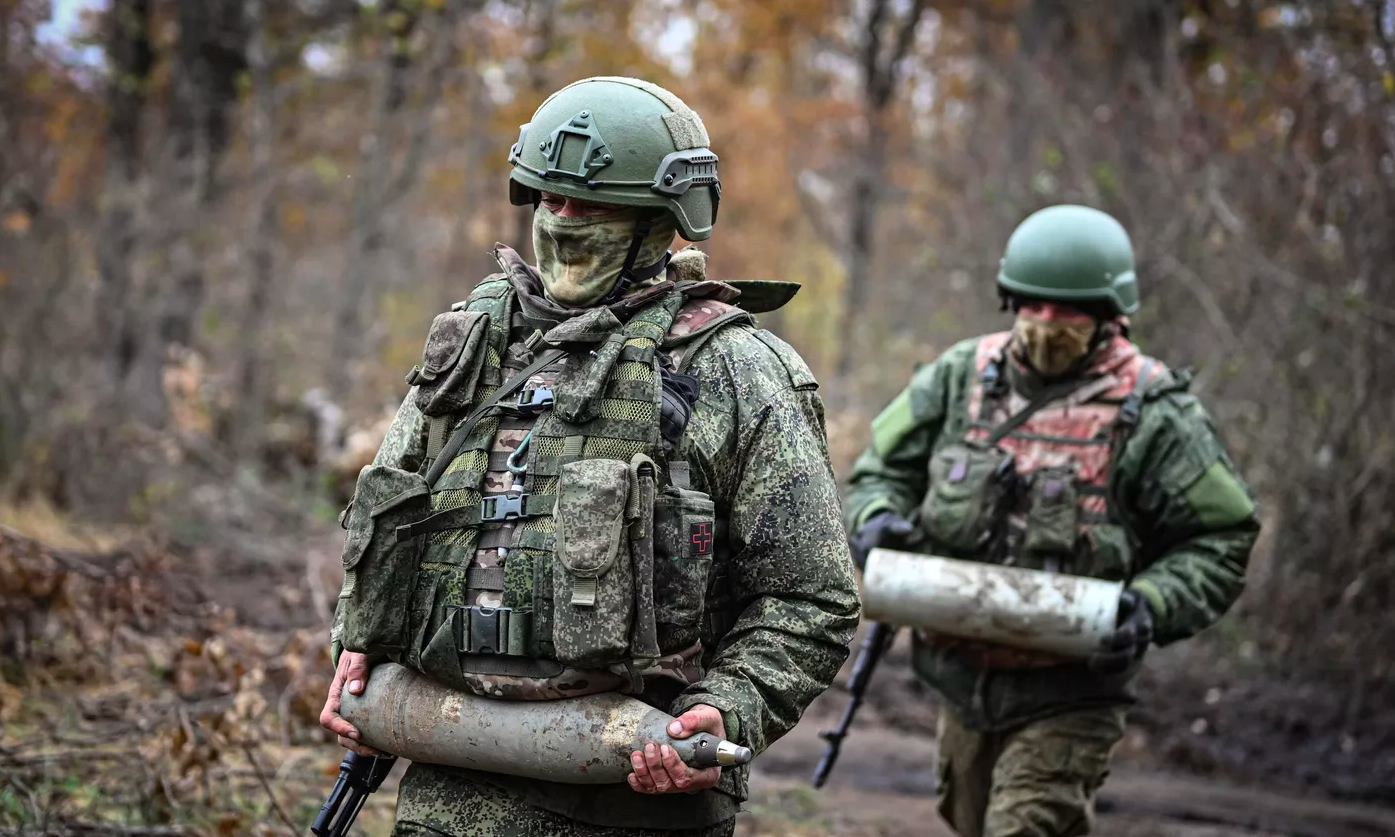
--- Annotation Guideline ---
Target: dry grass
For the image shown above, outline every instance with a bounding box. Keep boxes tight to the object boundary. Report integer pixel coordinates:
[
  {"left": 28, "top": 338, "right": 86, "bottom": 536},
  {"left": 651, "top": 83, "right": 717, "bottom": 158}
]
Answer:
[{"left": 0, "top": 519, "right": 365, "bottom": 837}]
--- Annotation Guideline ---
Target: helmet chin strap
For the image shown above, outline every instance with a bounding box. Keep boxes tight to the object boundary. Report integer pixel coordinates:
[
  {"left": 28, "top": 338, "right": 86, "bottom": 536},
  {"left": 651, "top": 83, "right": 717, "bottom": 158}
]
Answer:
[{"left": 602, "top": 212, "right": 671, "bottom": 305}]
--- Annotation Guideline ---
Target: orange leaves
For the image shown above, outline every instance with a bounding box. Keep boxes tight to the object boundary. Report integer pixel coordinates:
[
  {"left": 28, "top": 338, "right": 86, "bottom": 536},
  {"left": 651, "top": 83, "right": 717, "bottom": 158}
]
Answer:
[{"left": 2, "top": 210, "right": 32, "bottom": 234}]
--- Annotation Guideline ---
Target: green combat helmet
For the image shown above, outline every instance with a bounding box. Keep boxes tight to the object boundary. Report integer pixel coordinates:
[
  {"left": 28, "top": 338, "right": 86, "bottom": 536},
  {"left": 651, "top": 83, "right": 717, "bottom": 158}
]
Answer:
[
  {"left": 996, "top": 205, "right": 1139, "bottom": 316},
  {"left": 507, "top": 77, "right": 720, "bottom": 301}
]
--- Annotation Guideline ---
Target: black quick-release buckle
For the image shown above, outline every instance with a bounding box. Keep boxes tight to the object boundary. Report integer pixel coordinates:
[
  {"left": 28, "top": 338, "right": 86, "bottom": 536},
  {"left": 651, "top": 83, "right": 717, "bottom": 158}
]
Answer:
[
  {"left": 514, "top": 386, "right": 554, "bottom": 413},
  {"left": 480, "top": 493, "right": 529, "bottom": 522},
  {"left": 450, "top": 605, "right": 527, "bottom": 655},
  {"left": 468, "top": 606, "right": 509, "bottom": 654},
  {"left": 1117, "top": 395, "right": 1143, "bottom": 429}
]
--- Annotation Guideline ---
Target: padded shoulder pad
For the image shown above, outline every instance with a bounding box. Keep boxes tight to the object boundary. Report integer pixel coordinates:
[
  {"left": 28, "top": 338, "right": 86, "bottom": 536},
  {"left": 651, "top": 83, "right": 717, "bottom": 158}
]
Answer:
[
  {"left": 663, "top": 298, "right": 755, "bottom": 347},
  {"left": 451, "top": 275, "right": 510, "bottom": 311},
  {"left": 1142, "top": 358, "right": 1192, "bottom": 401},
  {"left": 751, "top": 329, "right": 818, "bottom": 390}
]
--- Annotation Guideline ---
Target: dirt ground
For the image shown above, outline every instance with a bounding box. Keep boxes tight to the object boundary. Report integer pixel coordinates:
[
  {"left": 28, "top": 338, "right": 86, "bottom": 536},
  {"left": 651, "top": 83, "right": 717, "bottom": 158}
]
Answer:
[{"left": 4, "top": 523, "right": 1394, "bottom": 837}]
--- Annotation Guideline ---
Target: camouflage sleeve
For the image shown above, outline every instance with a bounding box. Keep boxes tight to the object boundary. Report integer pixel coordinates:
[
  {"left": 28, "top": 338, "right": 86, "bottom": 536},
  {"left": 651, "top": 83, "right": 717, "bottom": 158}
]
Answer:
[
  {"left": 1117, "top": 391, "right": 1259, "bottom": 646},
  {"left": 843, "top": 339, "right": 978, "bottom": 532},
  {"left": 670, "top": 335, "right": 861, "bottom": 757},
  {"left": 370, "top": 392, "right": 429, "bottom": 471},
  {"left": 331, "top": 392, "right": 427, "bottom": 658}
]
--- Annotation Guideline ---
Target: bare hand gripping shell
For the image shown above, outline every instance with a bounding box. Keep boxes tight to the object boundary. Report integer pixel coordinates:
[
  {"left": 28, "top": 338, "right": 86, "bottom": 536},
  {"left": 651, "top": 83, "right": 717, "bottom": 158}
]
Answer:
[{"left": 339, "top": 663, "right": 752, "bottom": 783}]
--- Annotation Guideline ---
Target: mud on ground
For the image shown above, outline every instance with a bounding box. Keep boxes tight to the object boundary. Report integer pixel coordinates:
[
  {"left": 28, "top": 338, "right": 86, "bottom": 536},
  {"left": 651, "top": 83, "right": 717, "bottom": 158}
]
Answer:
[{"left": 2, "top": 524, "right": 1392, "bottom": 837}]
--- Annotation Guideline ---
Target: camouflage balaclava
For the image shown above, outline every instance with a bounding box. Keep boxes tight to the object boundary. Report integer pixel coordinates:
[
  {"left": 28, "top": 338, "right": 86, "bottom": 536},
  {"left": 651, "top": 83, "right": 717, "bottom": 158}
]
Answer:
[
  {"left": 1011, "top": 311, "right": 1097, "bottom": 377},
  {"left": 532, "top": 208, "right": 676, "bottom": 308}
]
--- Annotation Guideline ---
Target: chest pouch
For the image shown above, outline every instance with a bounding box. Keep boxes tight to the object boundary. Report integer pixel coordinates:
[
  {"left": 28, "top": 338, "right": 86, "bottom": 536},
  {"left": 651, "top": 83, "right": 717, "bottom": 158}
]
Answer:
[
  {"left": 407, "top": 310, "right": 490, "bottom": 416},
  {"left": 552, "top": 454, "right": 660, "bottom": 668},
  {"left": 338, "top": 464, "right": 432, "bottom": 659},
  {"left": 921, "top": 442, "right": 1018, "bottom": 555},
  {"left": 651, "top": 471, "right": 716, "bottom": 647},
  {"left": 1022, "top": 466, "right": 1080, "bottom": 567}
]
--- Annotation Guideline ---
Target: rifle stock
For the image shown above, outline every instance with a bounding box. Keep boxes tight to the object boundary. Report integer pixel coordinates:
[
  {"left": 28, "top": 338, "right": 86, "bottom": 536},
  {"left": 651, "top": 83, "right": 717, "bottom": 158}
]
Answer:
[
  {"left": 811, "top": 621, "right": 896, "bottom": 788},
  {"left": 311, "top": 751, "right": 396, "bottom": 837}
]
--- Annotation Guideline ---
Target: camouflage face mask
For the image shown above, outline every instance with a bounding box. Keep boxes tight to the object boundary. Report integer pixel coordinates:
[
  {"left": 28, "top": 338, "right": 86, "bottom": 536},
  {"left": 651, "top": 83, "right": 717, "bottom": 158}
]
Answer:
[
  {"left": 532, "top": 208, "right": 676, "bottom": 308},
  {"left": 1012, "top": 313, "right": 1097, "bottom": 376}
]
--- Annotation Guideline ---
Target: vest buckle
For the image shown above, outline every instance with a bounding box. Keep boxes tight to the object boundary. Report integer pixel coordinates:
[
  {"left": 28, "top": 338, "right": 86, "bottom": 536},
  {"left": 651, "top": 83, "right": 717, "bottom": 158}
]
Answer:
[
  {"left": 513, "top": 386, "right": 554, "bottom": 414},
  {"left": 480, "top": 493, "right": 530, "bottom": 521}
]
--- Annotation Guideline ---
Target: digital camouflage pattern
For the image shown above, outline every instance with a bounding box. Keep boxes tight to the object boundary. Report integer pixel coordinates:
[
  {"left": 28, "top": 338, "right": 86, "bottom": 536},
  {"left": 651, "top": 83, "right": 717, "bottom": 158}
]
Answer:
[
  {"left": 347, "top": 249, "right": 860, "bottom": 832},
  {"left": 935, "top": 705, "right": 1127, "bottom": 837},
  {"left": 845, "top": 330, "right": 1259, "bottom": 729},
  {"left": 551, "top": 456, "right": 641, "bottom": 667},
  {"left": 392, "top": 764, "right": 737, "bottom": 837}
]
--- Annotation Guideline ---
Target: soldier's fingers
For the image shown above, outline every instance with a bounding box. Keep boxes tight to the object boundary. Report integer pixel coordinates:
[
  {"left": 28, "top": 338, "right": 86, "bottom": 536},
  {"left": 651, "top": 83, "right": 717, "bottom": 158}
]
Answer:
[
  {"left": 322, "top": 709, "right": 360, "bottom": 740},
  {"left": 337, "top": 735, "right": 385, "bottom": 757},
  {"left": 629, "top": 750, "right": 657, "bottom": 792},
  {"left": 686, "top": 767, "right": 721, "bottom": 793},
  {"left": 1100, "top": 625, "right": 1136, "bottom": 651},
  {"left": 643, "top": 743, "right": 673, "bottom": 793},
  {"left": 343, "top": 654, "right": 370, "bottom": 696},
  {"left": 887, "top": 517, "right": 916, "bottom": 536},
  {"left": 667, "top": 705, "right": 723, "bottom": 739},
  {"left": 660, "top": 744, "right": 692, "bottom": 790},
  {"left": 319, "top": 674, "right": 357, "bottom": 738}
]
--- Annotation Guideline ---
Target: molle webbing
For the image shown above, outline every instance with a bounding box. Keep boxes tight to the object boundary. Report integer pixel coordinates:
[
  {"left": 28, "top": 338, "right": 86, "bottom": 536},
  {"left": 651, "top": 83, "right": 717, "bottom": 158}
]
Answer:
[{"left": 411, "top": 281, "right": 686, "bottom": 666}]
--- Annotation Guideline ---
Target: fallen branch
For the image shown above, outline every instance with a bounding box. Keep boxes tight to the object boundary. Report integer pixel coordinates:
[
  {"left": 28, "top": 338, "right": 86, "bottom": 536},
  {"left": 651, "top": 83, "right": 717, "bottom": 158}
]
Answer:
[{"left": 241, "top": 743, "right": 301, "bottom": 837}]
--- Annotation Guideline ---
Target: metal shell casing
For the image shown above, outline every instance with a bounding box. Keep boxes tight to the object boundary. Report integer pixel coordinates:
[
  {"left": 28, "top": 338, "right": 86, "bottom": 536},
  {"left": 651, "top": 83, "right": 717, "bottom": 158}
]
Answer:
[
  {"left": 861, "top": 548, "right": 1121, "bottom": 658},
  {"left": 340, "top": 663, "right": 751, "bottom": 783}
]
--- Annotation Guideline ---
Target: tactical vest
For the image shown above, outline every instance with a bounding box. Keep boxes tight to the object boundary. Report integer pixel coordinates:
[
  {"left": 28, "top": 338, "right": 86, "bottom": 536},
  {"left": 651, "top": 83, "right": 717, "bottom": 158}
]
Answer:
[
  {"left": 337, "top": 269, "right": 743, "bottom": 700},
  {"left": 916, "top": 331, "right": 1167, "bottom": 667}
]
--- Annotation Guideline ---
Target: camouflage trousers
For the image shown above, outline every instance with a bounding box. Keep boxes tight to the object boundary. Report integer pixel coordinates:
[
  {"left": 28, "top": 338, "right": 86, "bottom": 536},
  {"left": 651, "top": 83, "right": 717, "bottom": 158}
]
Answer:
[
  {"left": 391, "top": 763, "right": 738, "bottom": 837},
  {"left": 934, "top": 705, "right": 1127, "bottom": 837}
]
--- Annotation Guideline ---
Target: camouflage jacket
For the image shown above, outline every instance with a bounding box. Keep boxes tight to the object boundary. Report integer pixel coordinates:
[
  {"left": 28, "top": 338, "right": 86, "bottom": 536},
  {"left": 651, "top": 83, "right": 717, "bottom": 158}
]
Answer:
[
  {"left": 844, "top": 333, "right": 1258, "bottom": 730},
  {"left": 345, "top": 263, "right": 860, "bottom": 826}
]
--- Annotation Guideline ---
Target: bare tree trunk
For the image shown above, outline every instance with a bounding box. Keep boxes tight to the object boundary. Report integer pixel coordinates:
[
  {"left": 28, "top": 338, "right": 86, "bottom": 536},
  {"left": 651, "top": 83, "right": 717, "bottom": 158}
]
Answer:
[
  {"left": 233, "top": 0, "right": 280, "bottom": 460},
  {"left": 836, "top": 0, "right": 927, "bottom": 380},
  {"left": 327, "top": 1, "right": 461, "bottom": 404},
  {"left": 123, "top": 0, "right": 249, "bottom": 427},
  {"left": 95, "top": 0, "right": 153, "bottom": 392}
]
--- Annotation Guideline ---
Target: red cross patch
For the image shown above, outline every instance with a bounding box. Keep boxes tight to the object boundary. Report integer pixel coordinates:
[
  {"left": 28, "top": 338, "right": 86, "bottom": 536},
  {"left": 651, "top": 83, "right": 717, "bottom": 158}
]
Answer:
[{"left": 690, "top": 522, "right": 713, "bottom": 555}]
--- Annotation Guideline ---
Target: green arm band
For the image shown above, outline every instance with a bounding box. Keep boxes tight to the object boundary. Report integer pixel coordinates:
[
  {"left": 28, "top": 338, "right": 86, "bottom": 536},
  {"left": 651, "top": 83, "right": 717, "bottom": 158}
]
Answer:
[
  {"left": 869, "top": 388, "right": 916, "bottom": 457},
  {"left": 1183, "top": 460, "right": 1256, "bottom": 528}
]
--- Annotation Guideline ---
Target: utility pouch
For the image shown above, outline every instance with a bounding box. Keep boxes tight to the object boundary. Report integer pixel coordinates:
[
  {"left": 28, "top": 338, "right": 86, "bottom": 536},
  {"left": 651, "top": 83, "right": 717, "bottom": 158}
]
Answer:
[
  {"left": 1022, "top": 466, "right": 1080, "bottom": 566},
  {"left": 408, "top": 310, "right": 489, "bottom": 416},
  {"left": 652, "top": 481, "right": 716, "bottom": 630},
  {"left": 1080, "top": 523, "right": 1134, "bottom": 582},
  {"left": 628, "top": 455, "right": 661, "bottom": 662},
  {"left": 338, "top": 464, "right": 431, "bottom": 658},
  {"left": 552, "top": 458, "right": 638, "bottom": 667},
  {"left": 921, "top": 442, "right": 1017, "bottom": 555}
]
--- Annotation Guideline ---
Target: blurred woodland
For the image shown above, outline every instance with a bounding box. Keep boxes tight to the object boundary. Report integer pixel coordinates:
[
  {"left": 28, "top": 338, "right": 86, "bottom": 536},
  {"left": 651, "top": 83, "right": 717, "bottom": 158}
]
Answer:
[{"left": 3, "top": 0, "right": 1395, "bottom": 832}]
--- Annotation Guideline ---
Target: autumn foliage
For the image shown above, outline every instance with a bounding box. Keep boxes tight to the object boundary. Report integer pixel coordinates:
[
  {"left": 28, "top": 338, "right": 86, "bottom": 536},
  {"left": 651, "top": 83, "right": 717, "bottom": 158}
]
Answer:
[{"left": 2, "top": 0, "right": 1395, "bottom": 824}]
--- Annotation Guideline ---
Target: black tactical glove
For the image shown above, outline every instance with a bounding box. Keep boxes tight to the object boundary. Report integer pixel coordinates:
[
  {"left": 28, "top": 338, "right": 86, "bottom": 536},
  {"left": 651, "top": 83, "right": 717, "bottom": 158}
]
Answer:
[
  {"left": 1088, "top": 589, "right": 1154, "bottom": 674},
  {"left": 849, "top": 511, "right": 916, "bottom": 571}
]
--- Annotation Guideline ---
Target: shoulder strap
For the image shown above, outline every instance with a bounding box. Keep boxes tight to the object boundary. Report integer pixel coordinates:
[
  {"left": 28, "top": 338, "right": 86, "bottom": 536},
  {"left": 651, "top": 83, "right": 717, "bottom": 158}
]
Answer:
[
  {"left": 422, "top": 348, "right": 566, "bottom": 488},
  {"left": 1102, "top": 358, "right": 1159, "bottom": 549},
  {"left": 1114, "top": 358, "right": 1156, "bottom": 431},
  {"left": 985, "top": 374, "right": 1100, "bottom": 446},
  {"left": 976, "top": 353, "right": 1009, "bottom": 421}
]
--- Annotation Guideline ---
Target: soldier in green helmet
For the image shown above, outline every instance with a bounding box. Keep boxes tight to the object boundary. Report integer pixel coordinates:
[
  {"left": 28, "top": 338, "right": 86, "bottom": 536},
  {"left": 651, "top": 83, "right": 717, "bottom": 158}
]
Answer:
[
  {"left": 317, "top": 77, "right": 860, "bottom": 835},
  {"left": 844, "top": 205, "right": 1259, "bottom": 837}
]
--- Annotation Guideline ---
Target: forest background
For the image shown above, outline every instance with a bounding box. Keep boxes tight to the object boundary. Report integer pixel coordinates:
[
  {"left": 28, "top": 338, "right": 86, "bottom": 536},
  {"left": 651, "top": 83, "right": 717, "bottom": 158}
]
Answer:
[{"left": 2, "top": 0, "right": 1395, "bottom": 834}]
